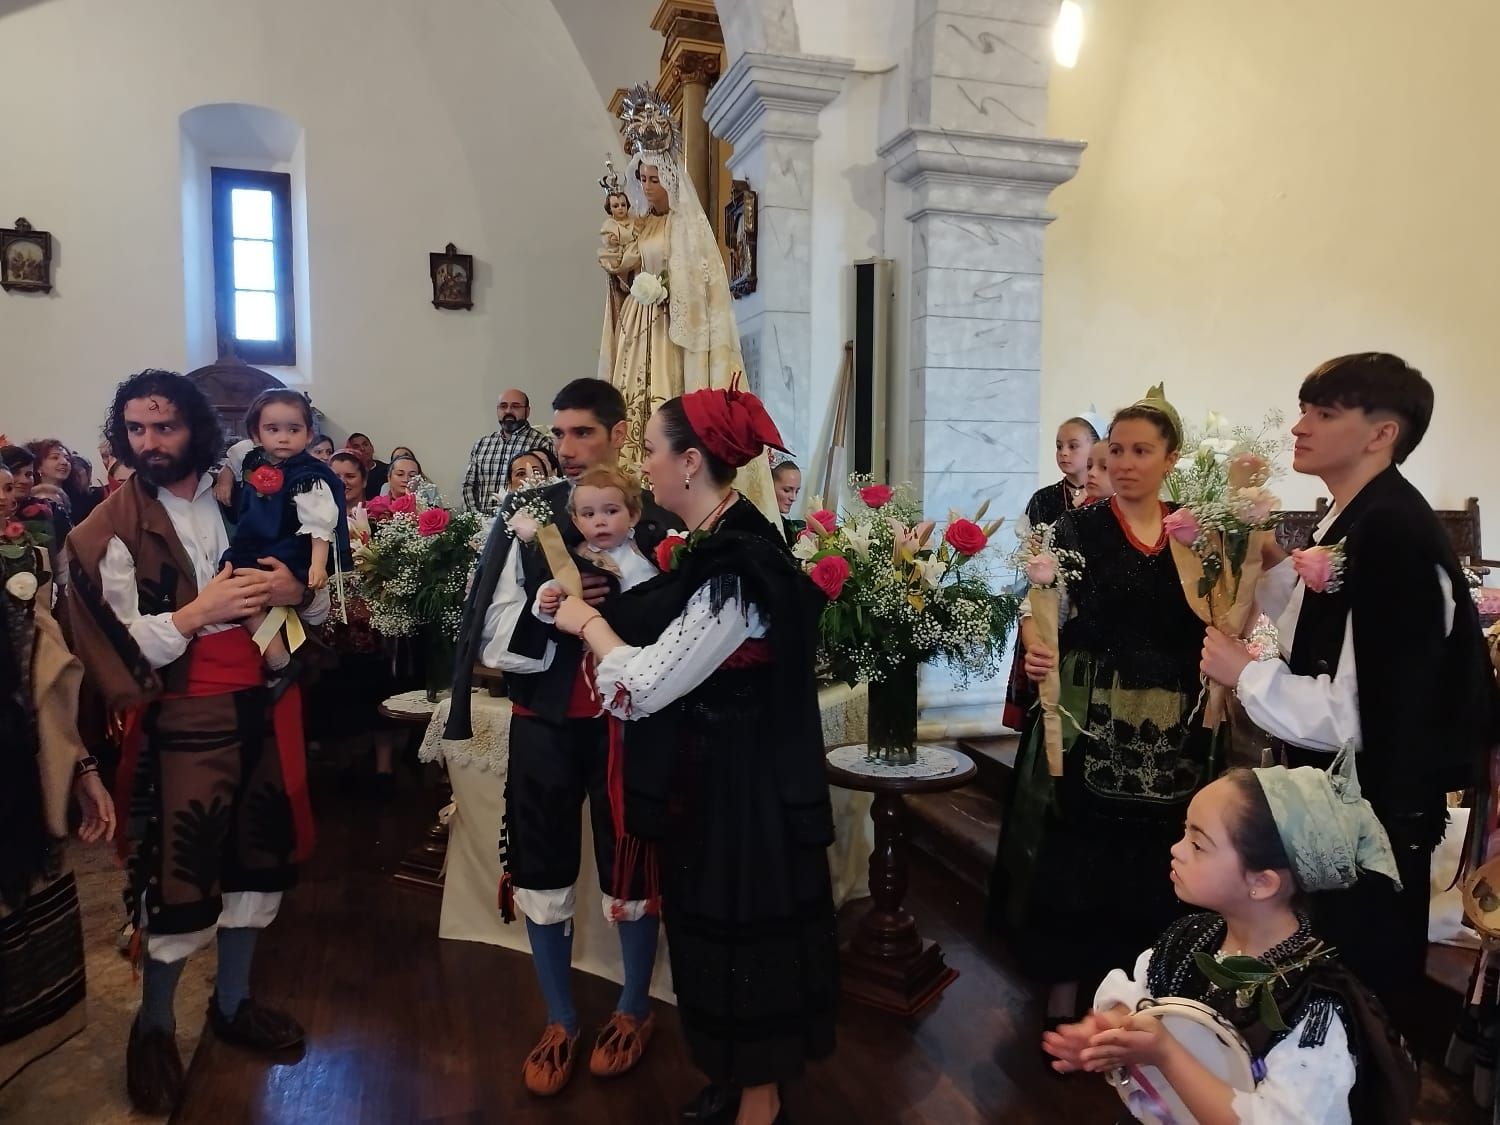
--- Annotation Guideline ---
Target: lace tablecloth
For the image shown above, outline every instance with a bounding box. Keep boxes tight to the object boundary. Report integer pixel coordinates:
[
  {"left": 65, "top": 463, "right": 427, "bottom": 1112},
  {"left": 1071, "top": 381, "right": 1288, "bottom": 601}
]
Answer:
[{"left": 420, "top": 682, "right": 873, "bottom": 995}]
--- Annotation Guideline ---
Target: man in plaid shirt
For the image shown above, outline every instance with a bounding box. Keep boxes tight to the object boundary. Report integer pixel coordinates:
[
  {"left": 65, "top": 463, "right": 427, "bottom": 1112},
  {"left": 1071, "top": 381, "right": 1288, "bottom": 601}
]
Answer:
[{"left": 461, "top": 388, "right": 555, "bottom": 511}]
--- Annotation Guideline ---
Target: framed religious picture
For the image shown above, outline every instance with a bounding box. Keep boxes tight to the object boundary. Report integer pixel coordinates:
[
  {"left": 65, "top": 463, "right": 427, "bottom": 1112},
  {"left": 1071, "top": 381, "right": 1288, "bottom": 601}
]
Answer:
[
  {"left": 725, "top": 181, "right": 757, "bottom": 299},
  {"left": 1, "top": 218, "right": 53, "bottom": 293},
  {"left": 430, "top": 242, "right": 474, "bottom": 310}
]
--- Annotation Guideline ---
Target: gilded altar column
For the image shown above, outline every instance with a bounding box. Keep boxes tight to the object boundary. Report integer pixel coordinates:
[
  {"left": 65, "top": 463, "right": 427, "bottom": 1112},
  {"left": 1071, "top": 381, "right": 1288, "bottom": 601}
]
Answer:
[{"left": 675, "top": 52, "right": 720, "bottom": 214}]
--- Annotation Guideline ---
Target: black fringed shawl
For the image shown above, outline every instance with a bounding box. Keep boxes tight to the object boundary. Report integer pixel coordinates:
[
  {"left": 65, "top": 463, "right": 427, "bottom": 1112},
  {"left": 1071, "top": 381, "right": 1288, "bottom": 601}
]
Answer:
[
  {"left": 600, "top": 497, "right": 835, "bottom": 848},
  {"left": 0, "top": 585, "right": 47, "bottom": 910}
]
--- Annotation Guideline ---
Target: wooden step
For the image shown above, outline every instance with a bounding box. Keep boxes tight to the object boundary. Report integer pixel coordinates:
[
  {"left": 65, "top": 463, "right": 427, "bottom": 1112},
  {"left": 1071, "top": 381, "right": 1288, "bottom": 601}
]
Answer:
[
  {"left": 906, "top": 784, "right": 1002, "bottom": 891},
  {"left": 957, "top": 734, "right": 1019, "bottom": 803}
]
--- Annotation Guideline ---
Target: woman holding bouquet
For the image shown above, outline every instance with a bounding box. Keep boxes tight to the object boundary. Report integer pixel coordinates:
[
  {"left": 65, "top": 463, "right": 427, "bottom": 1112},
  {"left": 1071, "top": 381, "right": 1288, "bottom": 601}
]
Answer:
[
  {"left": 551, "top": 386, "right": 837, "bottom": 1125},
  {"left": 989, "top": 386, "right": 1223, "bottom": 1038}
]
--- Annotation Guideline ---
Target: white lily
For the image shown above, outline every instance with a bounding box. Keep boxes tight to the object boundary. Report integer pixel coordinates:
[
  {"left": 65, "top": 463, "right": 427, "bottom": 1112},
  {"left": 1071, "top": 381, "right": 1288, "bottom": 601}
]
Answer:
[
  {"left": 916, "top": 557, "right": 948, "bottom": 589},
  {"left": 791, "top": 534, "right": 819, "bottom": 562},
  {"left": 842, "top": 522, "right": 873, "bottom": 560}
]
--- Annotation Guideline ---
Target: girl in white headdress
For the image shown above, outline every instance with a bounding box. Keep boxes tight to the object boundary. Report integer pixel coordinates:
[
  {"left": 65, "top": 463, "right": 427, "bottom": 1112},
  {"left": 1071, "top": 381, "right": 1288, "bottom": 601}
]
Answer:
[
  {"left": 1045, "top": 753, "right": 1418, "bottom": 1125},
  {"left": 597, "top": 84, "right": 776, "bottom": 522}
]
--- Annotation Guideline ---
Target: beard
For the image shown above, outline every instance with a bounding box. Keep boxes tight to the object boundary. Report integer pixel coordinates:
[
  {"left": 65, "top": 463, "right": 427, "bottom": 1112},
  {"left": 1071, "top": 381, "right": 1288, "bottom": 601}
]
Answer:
[
  {"left": 499, "top": 414, "right": 523, "bottom": 434},
  {"left": 135, "top": 450, "right": 194, "bottom": 488}
]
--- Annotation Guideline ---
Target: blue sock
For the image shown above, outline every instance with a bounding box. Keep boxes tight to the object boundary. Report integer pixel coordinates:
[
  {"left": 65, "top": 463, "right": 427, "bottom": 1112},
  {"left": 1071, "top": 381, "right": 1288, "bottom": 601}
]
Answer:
[
  {"left": 215, "top": 927, "right": 260, "bottom": 1017},
  {"left": 140, "top": 956, "right": 186, "bottom": 1034},
  {"left": 525, "top": 918, "right": 579, "bottom": 1035},
  {"left": 615, "top": 915, "right": 659, "bottom": 1021}
]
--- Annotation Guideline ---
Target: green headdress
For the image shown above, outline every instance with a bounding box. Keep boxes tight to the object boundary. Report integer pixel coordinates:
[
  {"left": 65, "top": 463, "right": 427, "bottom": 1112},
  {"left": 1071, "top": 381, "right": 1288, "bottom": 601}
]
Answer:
[
  {"left": 1130, "top": 382, "right": 1185, "bottom": 449},
  {"left": 1252, "top": 745, "right": 1401, "bottom": 894}
]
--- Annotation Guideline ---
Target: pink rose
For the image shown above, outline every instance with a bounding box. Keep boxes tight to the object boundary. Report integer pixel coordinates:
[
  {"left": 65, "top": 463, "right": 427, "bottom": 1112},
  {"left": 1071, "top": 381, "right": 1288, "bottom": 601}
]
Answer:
[
  {"left": 1162, "top": 507, "right": 1201, "bottom": 545},
  {"left": 806, "top": 509, "right": 838, "bottom": 537},
  {"left": 1025, "top": 552, "right": 1057, "bottom": 587},
  {"left": 1292, "top": 547, "right": 1337, "bottom": 593},
  {"left": 1230, "top": 486, "right": 1276, "bottom": 526},
  {"left": 508, "top": 513, "right": 539, "bottom": 543},
  {"left": 1227, "top": 452, "right": 1270, "bottom": 489},
  {"left": 2, "top": 521, "right": 24, "bottom": 541},
  {"left": 808, "top": 555, "right": 851, "bottom": 600},
  {"left": 1244, "top": 640, "right": 1265, "bottom": 661},
  {"left": 858, "top": 484, "right": 894, "bottom": 509},
  {"left": 365, "top": 495, "right": 392, "bottom": 518},
  {"left": 943, "top": 518, "right": 988, "bottom": 556},
  {"left": 389, "top": 494, "right": 417, "bottom": 514},
  {"left": 417, "top": 508, "right": 450, "bottom": 537}
]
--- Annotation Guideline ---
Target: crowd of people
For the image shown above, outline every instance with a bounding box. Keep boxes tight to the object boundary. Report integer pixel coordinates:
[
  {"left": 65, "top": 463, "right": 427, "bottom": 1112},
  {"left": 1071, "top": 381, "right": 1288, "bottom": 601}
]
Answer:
[{"left": 3, "top": 353, "right": 1498, "bottom": 1125}]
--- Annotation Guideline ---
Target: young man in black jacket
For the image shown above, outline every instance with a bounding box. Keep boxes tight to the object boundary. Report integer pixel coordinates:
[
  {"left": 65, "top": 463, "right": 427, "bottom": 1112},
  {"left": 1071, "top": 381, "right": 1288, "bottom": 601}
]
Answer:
[{"left": 1203, "top": 352, "right": 1499, "bottom": 1037}]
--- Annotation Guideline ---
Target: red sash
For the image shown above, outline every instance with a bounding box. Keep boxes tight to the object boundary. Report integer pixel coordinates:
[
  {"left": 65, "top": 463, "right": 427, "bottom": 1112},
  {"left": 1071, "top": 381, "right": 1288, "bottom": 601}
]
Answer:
[{"left": 115, "top": 628, "right": 316, "bottom": 863}]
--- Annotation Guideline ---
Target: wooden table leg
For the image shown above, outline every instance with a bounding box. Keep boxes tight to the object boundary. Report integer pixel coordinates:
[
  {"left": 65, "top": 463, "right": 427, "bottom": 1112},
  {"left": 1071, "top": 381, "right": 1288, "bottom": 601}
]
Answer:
[{"left": 840, "top": 791, "right": 959, "bottom": 1015}]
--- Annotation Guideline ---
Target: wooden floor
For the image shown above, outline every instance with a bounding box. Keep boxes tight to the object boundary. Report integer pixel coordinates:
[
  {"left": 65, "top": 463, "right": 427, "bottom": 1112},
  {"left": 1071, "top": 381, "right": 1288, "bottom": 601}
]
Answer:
[{"left": 168, "top": 769, "right": 1482, "bottom": 1124}]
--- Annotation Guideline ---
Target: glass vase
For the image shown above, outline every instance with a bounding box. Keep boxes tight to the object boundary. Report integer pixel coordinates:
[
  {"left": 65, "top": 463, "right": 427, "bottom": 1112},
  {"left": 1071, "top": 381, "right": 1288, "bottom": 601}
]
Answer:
[
  {"left": 867, "top": 658, "right": 920, "bottom": 765},
  {"left": 423, "top": 623, "right": 455, "bottom": 704}
]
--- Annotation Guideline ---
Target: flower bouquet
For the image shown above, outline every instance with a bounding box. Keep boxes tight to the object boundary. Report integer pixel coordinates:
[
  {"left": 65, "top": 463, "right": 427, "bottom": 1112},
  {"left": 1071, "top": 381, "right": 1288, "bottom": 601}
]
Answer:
[
  {"left": 1008, "top": 521, "right": 1085, "bottom": 776},
  {"left": 1163, "top": 410, "right": 1291, "bottom": 728},
  {"left": 797, "top": 475, "right": 1018, "bottom": 763},
  {"left": 353, "top": 477, "right": 485, "bottom": 698}
]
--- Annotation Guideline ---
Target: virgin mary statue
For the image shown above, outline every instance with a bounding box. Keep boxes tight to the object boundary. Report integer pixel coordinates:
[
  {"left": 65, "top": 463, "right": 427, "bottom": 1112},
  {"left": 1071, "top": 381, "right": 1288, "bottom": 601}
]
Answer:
[{"left": 598, "top": 84, "right": 776, "bottom": 521}]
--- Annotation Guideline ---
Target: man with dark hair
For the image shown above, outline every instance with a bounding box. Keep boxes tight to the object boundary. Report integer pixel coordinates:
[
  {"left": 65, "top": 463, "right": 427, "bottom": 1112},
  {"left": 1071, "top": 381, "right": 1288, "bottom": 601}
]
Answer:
[
  {"left": 461, "top": 387, "right": 555, "bottom": 512},
  {"left": 1202, "top": 352, "right": 1499, "bottom": 1036},
  {"left": 65, "top": 370, "right": 328, "bottom": 1114},
  {"left": 445, "top": 378, "right": 677, "bottom": 1097},
  {"left": 345, "top": 432, "right": 387, "bottom": 496}
]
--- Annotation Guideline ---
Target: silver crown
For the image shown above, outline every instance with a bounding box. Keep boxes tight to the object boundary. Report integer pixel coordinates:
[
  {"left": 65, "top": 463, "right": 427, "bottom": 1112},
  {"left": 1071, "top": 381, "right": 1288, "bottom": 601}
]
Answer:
[
  {"left": 618, "top": 83, "right": 681, "bottom": 159},
  {"left": 598, "top": 158, "right": 625, "bottom": 196}
]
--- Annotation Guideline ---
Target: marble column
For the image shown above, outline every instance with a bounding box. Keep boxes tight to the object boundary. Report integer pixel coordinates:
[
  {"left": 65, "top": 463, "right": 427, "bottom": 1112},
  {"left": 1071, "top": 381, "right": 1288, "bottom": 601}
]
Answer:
[
  {"left": 705, "top": 50, "right": 852, "bottom": 459},
  {"left": 883, "top": 0, "right": 1086, "bottom": 738}
]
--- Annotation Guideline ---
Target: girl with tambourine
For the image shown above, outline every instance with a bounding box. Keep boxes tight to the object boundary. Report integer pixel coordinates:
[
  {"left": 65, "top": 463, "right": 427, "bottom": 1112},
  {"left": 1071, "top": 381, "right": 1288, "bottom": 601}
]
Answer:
[{"left": 1044, "top": 751, "right": 1418, "bottom": 1124}]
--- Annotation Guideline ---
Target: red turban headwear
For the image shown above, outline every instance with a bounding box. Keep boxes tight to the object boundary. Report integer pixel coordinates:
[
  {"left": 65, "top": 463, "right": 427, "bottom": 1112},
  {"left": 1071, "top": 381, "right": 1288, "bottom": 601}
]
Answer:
[{"left": 679, "top": 380, "right": 788, "bottom": 469}]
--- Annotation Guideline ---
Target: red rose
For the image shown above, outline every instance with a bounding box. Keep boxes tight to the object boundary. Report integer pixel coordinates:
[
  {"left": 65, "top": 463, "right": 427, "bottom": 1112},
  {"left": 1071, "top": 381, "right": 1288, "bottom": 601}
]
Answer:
[
  {"left": 3, "top": 521, "right": 24, "bottom": 541},
  {"left": 655, "top": 534, "right": 688, "bottom": 571},
  {"left": 365, "top": 495, "right": 392, "bottom": 518},
  {"left": 389, "top": 494, "right": 417, "bottom": 513},
  {"left": 247, "top": 465, "right": 284, "bottom": 495},
  {"left": 19, "top": 503, "right": 46, "bottom": 519},
  {"left": 808, "top": 555, "right": 851, "bottom": 600},
  {"left": 417, "top": 508, "right": 450, "bottom": 537},
  {"left": 858, "top": 484, "right": 894, "bottom": 509},
  {"left": 943, "top": 518, "right": 988, "bottom": 556}
]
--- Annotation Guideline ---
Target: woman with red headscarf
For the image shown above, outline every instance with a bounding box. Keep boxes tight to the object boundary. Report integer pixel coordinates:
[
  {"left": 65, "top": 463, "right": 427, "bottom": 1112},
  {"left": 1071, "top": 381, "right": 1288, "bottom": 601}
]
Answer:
[{"left": 553, "top": 386, "right": 837, "bottom": 1125}]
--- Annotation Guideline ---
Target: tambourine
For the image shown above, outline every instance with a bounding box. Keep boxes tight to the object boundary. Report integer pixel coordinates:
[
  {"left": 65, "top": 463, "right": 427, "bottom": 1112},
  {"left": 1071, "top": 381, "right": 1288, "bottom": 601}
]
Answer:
[
  {"left": 1462, "top": 856, "right": 1500, "bottom": 939},
  {"left": 1108, "top": 996, "right": 1256, "bottom": 1124}
]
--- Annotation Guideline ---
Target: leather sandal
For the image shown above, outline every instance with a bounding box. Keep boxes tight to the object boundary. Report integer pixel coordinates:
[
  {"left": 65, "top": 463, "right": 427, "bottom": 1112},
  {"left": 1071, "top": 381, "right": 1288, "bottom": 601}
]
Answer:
[
  {"left": 523, "top": 1022, "right": 580, "bottom": 1096},
  {"left": 589, "top": 1010, "right": 655, "bottom": 1078}
]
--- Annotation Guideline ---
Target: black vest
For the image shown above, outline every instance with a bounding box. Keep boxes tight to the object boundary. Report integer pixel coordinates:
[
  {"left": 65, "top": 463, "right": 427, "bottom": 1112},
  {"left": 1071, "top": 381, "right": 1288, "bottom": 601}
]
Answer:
[
  {"left": 1285, "top": 466, "right": 1496, "bottom": 817},
  {"left": 444, "top": 481, "right": 677, "bottom": 736}
]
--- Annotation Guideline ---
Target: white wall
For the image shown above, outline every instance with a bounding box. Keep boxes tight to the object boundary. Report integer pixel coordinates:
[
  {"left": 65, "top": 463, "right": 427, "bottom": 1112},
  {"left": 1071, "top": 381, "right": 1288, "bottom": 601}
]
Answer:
[
  {"left": 1044, "top": 0, "right": 1500, "bottom": 548},
  {"left": 1, "top": 0, "right": 622, "bottom": 497}
]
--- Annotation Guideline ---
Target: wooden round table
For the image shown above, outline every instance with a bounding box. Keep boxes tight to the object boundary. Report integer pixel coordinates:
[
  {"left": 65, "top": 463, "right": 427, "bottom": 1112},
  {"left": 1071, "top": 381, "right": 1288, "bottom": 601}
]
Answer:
[
  {"left": 825, "top": 743, "right": 977, "bottom": 1016},
  {"left": 380, "top": 691, "right": 451, "bottom": 891}
]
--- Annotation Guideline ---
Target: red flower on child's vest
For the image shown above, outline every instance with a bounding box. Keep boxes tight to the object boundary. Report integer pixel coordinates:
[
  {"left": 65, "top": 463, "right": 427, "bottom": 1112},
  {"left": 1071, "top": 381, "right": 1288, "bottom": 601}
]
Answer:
[
  {"left": 247, "top": 465, "right": 284, "bottom": 495},
  {"left": 655, "top": 534, "right": 688, "bottom": 571},
  {"left": 19, "top": 503, "right": 46, "bottom": 520}
]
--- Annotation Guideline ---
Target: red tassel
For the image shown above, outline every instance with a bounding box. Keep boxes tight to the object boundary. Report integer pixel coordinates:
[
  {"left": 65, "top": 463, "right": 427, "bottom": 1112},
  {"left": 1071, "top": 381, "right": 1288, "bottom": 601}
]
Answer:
[{"left": 497, "top": 872, "right": 515, "bottom": 923}]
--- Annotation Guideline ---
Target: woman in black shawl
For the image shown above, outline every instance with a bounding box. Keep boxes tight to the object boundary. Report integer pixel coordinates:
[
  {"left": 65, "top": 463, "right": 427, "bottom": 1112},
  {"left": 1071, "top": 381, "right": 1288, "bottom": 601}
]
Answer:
[{"left": 551, "top": 387, "right": 836, "bottom": 1125}]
